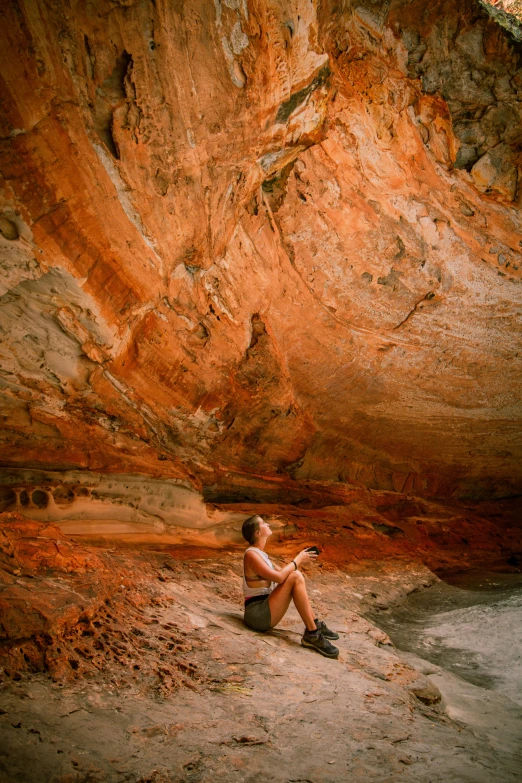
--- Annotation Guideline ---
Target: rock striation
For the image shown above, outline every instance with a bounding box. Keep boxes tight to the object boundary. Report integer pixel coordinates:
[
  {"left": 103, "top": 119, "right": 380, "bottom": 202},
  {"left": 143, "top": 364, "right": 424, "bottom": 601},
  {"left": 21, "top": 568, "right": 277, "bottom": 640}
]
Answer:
[{"left": 0, "top": 0, "right": 521, "bottom": 522}]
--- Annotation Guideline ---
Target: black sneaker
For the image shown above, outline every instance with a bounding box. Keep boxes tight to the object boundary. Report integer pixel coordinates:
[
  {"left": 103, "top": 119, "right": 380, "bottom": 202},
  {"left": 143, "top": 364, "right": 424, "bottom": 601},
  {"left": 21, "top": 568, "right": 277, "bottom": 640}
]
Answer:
[
  {"left": 315, "top": 619, "right": 339, "bottom": 640},
  {"left": 301, "top": 629, "right": 339, "bottom": 659}
]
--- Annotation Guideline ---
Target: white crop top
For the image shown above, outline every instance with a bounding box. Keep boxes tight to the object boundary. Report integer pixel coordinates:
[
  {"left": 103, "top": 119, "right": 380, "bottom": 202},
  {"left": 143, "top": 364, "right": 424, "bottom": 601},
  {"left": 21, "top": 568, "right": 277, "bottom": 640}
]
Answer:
[{"left": 242, "top": 547, "right": 276, "bottom": 599}]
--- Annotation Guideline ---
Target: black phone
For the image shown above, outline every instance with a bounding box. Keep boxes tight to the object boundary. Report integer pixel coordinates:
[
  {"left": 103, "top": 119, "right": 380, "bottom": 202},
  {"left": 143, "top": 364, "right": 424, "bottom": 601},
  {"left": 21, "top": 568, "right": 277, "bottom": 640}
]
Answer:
[{"left": 306, "top": 546, "right": 320, "bottom": 555}]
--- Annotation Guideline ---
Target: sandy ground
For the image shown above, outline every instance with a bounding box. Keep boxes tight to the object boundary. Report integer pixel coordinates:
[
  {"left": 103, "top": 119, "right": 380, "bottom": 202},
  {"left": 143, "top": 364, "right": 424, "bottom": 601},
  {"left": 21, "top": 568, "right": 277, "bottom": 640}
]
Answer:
[{"left": 1, "top": 550, "right": 521, "bottom": 783}]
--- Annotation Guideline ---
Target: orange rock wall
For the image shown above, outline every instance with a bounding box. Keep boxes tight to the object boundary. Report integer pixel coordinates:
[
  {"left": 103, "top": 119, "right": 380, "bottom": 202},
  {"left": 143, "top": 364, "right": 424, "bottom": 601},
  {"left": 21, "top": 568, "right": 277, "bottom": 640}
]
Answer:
[{"left": 1, "top": 0, "right": 521, "bottom": 504}]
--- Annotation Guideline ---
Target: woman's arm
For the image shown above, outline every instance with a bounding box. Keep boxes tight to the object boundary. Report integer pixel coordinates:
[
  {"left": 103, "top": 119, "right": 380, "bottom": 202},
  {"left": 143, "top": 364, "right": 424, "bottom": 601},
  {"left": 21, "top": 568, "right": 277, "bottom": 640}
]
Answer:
[{"left": 245, "top": 549, "right": 316, "bottom": 585}]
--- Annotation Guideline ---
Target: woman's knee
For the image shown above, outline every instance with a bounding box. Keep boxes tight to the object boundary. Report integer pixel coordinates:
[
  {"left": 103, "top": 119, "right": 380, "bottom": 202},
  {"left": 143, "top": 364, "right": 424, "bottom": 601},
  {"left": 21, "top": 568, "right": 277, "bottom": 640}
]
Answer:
[{"left": 290, "top": 569, "right": 305, "bottom": 586}]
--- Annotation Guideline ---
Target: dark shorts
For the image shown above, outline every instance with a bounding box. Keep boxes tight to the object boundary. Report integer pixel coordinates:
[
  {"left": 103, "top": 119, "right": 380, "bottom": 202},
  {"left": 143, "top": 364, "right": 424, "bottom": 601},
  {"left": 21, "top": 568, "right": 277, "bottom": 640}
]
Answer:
[{"left": 244, "top": 596, "right": 272, "bottom": 632}]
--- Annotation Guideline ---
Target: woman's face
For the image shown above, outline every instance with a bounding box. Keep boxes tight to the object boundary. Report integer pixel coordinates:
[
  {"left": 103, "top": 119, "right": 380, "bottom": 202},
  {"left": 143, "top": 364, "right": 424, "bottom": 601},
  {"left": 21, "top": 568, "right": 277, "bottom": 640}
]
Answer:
[{"left": 256, "top": 518, "right": 272, "bottom": 539}]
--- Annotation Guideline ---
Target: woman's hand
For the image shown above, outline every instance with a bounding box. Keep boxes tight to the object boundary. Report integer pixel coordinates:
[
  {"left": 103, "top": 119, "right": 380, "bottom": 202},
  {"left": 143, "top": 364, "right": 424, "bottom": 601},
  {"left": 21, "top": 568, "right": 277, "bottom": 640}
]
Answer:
[{"left": 294, "top": 548, "right": 318, "bottom": 567}]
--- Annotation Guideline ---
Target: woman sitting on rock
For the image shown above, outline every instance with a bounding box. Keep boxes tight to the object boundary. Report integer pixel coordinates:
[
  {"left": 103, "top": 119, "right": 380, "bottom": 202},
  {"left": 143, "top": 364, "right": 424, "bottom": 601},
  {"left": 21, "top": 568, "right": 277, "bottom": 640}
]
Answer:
[{"left": 241, "top": 515, "right": 339, "bottom": 658}]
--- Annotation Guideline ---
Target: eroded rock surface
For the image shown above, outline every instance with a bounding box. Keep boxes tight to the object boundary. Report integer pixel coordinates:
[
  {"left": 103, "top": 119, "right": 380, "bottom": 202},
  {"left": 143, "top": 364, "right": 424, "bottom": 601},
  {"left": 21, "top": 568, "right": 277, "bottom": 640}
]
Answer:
[
  {"left": 1, "top": 506, "right": 520, "bottom": 682},
  {"left": 0, "top": 513, "right": 207, "bottom": 689},
  {"left": 1, "top": 517, "right": 521, "bottom": 783},
  {"left": 1, "top": 5, "right": 522, "bottom": 778},
  {"left": 0, "top": 0, "right": 521, "bottom": 507}
]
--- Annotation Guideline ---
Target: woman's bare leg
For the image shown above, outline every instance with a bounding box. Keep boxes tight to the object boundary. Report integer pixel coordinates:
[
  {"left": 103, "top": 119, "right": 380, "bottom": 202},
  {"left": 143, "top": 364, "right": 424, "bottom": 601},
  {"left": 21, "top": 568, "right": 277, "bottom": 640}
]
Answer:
[{"left": 268, "top": 570, "right": 316, "bottom": 630}]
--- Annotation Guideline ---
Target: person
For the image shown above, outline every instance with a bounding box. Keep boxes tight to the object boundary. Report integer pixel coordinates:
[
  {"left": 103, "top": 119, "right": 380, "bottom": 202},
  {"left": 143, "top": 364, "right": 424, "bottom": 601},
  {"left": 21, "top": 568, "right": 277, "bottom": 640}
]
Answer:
[{"left": 241, "top": 514, "right": 339, "bottom": 658}]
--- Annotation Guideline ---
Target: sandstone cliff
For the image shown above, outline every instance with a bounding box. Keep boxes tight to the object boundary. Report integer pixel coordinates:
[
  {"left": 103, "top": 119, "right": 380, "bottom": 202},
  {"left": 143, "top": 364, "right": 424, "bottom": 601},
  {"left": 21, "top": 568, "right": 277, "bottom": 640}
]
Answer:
[{"left": 1, "top": 0, "right": 522, "bottom": 521}]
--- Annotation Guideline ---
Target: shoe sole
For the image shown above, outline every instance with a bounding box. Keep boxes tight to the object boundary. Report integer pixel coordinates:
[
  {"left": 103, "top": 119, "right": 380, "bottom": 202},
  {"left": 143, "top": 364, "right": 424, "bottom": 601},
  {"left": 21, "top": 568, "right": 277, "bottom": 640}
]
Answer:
[{"left": 301, "top": 638, "right": 339, "bottom": 659}]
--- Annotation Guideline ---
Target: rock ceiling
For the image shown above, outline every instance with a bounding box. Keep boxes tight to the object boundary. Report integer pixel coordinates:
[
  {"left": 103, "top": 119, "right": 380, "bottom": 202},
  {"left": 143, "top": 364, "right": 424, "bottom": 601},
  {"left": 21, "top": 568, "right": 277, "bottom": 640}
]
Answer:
[{"left": 0, "top": 0, "right": 521, "bottom": 508}]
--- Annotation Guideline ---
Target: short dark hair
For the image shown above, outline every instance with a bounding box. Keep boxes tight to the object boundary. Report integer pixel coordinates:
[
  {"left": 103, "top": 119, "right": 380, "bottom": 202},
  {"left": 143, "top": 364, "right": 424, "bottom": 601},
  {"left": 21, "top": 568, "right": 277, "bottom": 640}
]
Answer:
[{"left": 242, "top": 515, "right": 262, "bottom": 545}]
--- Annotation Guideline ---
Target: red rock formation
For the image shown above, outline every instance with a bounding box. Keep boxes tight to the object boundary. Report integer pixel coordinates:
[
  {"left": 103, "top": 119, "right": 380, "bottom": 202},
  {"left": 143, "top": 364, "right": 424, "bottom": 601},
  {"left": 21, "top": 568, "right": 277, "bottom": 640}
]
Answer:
[
  {"left": 0, "top": 0, "right": 521, "bottom": 515},
  {"left": 0, "top": 512, "right": 206, "bottom": 689},
  {"left": 1, "top": 493, "right": 520, "bottom": 681}
]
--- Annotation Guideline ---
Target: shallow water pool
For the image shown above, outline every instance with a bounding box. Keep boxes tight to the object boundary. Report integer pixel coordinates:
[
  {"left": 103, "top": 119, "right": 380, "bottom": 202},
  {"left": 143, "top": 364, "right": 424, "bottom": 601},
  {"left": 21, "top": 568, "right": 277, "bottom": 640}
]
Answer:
[{"left": 368, "top": 568, "right": 522, "bottom": 707}]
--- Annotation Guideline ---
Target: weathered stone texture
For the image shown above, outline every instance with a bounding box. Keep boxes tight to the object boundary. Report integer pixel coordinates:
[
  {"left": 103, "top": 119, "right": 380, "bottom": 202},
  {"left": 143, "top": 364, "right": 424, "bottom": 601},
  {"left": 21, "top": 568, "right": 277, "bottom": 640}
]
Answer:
[{"left": 0, "top": 0, "right": 521, "bottom": 505}]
